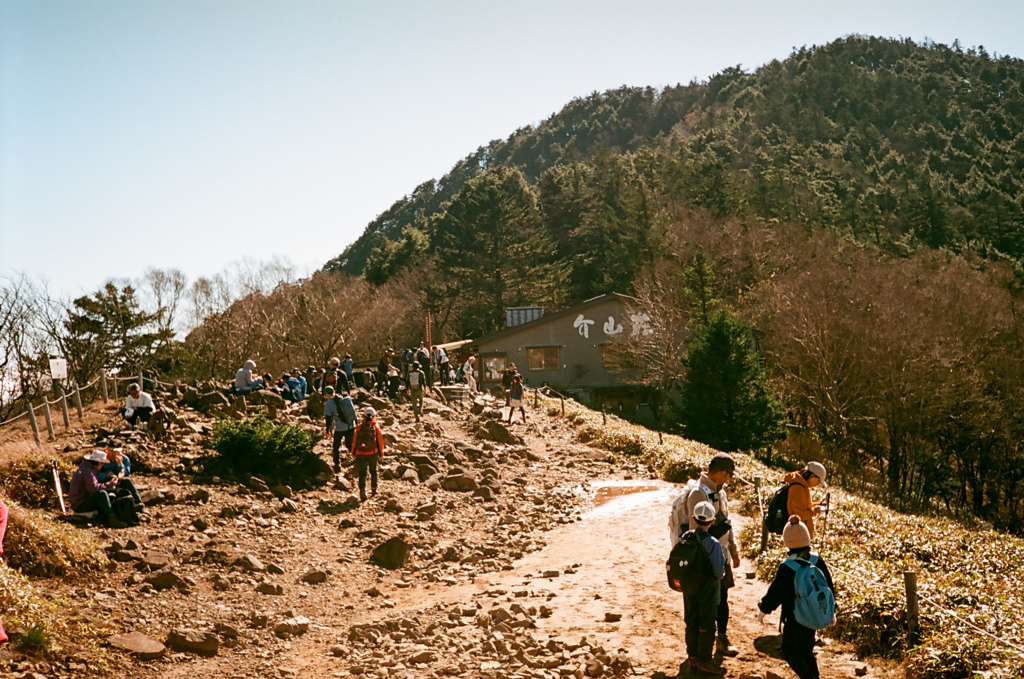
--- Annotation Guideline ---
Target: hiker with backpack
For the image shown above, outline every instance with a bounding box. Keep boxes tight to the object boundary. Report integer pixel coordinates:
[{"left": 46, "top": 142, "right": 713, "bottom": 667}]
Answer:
[
  {"left": 415, "top": 343, "right": 432, "bottom": 386},
  {"left": 758, "top": 516, "right": 836, "bottom": 679},
  {"left": 322, "top": 385, "right": 357, "bottom": 473},
  {"left": 672, "top": 500, "right": 727, "bottom": 676},
  {"left": 433, "top": 345, "right": 450, "bottom": 386},
  {"left": 350, "top": 407, "right": 385, "bottom": 501},
  {"left": 340, "top": 354, "right": 354, "bottom": 382},
  {"left": 667, "top": 452, "right": 741, "bottom": 658},
  {"left": 407, "top": 361, "right": 426, "bottom": 422},
  {"left": 284, "top": 368, "right": 307, "bottom": 402},
  {"left": 323, "top": 357, "right": 350, "bottom": 394},
  {"left": 765, "top": 462, "right": 828, "bottom": 539}
]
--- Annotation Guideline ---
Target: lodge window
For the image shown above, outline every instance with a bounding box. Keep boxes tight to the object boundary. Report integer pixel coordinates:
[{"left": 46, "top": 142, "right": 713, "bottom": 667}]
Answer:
[
  {"left": 528, "top": 346, "right": 561, "bottom": 372},
  {"left": 483, "top": 355, "right": 506, "bottom": 382}
]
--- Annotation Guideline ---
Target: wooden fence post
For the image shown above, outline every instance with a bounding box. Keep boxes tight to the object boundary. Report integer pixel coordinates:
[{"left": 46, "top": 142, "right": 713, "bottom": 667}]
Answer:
[
  {"left": 42, "top": 399, "right": 55, "bottom": 440},
  {"left": 560, "top": 395, "right": 565, "bottom": 418},
  {"left": 59, "top": 391, "right": 71, "bottom": 428},
  {"left": 100, "top": 370, "right": 109, "bottom": 404},
  {"left": 74, "top": 385, "right": 83, "bottom": 419},
  {"left": 602, "top": 404, "right": 607, "bottom": 425},
  {"left": 26, "top": 400, "right": 41, "bottom": 447},
  {"left": 905, "top": 571, "right": 919, "bottom": 636},
  {"left": 138, "top": 372, "right": 144, "bottom": 391}
]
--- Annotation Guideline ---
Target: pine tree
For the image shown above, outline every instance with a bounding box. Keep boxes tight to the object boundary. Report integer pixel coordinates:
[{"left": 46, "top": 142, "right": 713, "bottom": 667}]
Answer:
[{"left": 676, "top": 310, "right": 787, "bottom": 452}]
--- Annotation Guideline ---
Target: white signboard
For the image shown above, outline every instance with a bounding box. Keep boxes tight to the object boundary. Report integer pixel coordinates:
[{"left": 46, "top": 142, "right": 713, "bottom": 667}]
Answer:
[{"left": 48, "top": 358, "right": 68, "bottom": 380}]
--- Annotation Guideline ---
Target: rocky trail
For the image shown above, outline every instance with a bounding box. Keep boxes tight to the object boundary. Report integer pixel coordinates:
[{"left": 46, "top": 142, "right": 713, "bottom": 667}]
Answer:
[{"left": 0, "top": 386, "right": 893, "bottom": 679}]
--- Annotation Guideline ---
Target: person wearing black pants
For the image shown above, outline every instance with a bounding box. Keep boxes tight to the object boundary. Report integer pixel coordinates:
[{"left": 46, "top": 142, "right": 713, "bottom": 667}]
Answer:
[
  {"left": 322, "top": 386, "right": 356, "bottom": 473},
  {"left": 758, "top": 517, "right": 837, "bottom": 679},
  {"left": 350, "top": 407, "right": 384, "bottom": 501}
]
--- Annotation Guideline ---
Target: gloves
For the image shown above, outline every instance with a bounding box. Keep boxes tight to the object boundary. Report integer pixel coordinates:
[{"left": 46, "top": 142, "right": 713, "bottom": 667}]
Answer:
[{"left": 757, "top": 611, "right": 766, "bottom": 624}]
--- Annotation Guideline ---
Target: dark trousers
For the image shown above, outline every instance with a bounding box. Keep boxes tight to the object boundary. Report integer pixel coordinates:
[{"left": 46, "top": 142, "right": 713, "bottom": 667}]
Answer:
[
  {"left": 355, "top": 454, "right": 379, "bottom": 493},
  {"left": 782, "top": 620, "right": 819, "bottom": 679},
  {"left": 718, "top": 563, "right": 734, "bottom": 636},
  {"left": 123, "top": 406, "right": 153, "bottom": 425},
  {"left": 439, "top": 363, "right": 450, "bottom": 386},
  {"left": 74, "top": 490, "right": 114, "bottom": 518},
  {"left": 683, "top": 582, "right": 720, "bottom": 662},
  {"left": 331, "top": 429, "right": 354, "bottom": 468},
  {"left": 117, "top": 478, "right": 142, "bottom": 505}
]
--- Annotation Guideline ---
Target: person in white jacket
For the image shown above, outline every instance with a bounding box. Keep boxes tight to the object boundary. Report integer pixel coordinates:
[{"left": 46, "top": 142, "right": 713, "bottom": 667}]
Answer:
[
  {"left": 234, "top": 359, "right": 265, "bottom": 394},
  {"left": 122, "top": 383, "right": 155, "bottom": 429}
]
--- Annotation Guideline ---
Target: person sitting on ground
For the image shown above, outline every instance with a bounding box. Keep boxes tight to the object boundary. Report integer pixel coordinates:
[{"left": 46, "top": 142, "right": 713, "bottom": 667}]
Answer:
[
  {"left": 350, "top": 407, "right": 385, "bottom": 502},
  {"left": 758, "top": 516, "right": 837, "bottom": 679},
  {"left": 69, "top": 450, "right": 131, "bottom": 528},
  {"left": 234, "top": 359, "right": 264, "bottom": 394},
  {"left": 507, "top": 374, "right": 527, "bottom": 424},
  {"left": 97, "top": 447, "right": 143, "bottom": 506},
  {"left": 407, "top": 361, "right": 426, "bottom": 422},
  {"left": 785, "top": 461, "right": 827, "bottom": 539},
  {"left": 122, "top": 383, "right": 155, "bottom": 430},
  {"left": 322, "top": 386, "right": 357, "bottom": 473},
  {"left": 285, "top": 368, "right": 307, "bottom": 402},
  {"left": 680, "top": 500, "right": 727, "bottom": 676}
]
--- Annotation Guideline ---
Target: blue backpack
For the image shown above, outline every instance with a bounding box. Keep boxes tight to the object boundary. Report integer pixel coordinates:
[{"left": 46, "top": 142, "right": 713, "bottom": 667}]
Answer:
[{"left": 783, "top": 554, "right": 835, "bottom": 630}]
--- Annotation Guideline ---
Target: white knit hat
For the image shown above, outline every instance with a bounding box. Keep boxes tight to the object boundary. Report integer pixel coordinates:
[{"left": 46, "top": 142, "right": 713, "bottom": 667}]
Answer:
[{"left": 782, "top": 515, "right": 811, "bottom": 549}]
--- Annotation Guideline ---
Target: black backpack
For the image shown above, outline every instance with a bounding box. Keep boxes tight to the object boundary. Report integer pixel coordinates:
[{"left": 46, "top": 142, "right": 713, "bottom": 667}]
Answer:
[
  {"left": 765, "top": 484, "right": 794, "bottom": 534},
  {"left": 112, "top": 491, "right": 141, "bottom": 526},
  {"left": 666, "top": 530, "right": 716, "bottom": 594}
]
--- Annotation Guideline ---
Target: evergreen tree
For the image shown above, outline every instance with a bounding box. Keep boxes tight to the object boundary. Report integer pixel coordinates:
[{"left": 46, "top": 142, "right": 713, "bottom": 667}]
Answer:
[{"left": 676, "top": 310, "right": 787, "bottom": 452}]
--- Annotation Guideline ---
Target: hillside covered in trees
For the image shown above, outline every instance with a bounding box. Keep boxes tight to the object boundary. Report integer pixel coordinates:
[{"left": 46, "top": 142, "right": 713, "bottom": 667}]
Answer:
[{"left": 329, "top": 35, "right": 1024, "bottom": 324}]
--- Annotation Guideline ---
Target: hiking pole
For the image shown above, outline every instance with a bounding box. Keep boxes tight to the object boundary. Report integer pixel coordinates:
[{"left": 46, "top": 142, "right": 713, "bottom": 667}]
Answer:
[
  {"left": 820, "top": 491, "right": 831, "bottom": 537},
  {"left": 51, "top": 460, "right": 67, "bottom": 515}
]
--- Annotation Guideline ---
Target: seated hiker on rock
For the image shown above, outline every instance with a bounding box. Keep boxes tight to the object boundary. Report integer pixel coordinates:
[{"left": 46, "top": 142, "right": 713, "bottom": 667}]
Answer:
[
  {"left": 69, "top": 450, "right": 135, "bottom": 528},
  {"left": 97, "top": 447, "right": 143, "bottom": 506},
  {"left": 234, "top": 359, "right": 265, "bottom": 394},
  {"left": 122, "top": 383, "right": 155, "bottom": 430},
  {"left": 284, "top": 368, "right": 307, "bottom": 402},
  {"left": 322, "top": 385, "right": 357, "bottom": 473},
  {"left": 785, "top": 461, "right": 828, "bottom": 539},
  {"left": 350, "top": 407, "right": 385, "bottom": 502},
  {"left": 758, "top": 516, "right": 837, "bottom": 679}
]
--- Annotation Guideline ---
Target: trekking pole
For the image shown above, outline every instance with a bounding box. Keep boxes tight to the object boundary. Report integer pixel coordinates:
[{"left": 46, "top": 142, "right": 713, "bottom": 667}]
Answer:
[
  {"left": 52, "top": 460, "right": 67, "bottom": 515},
  {"left": 820, "top": 491, "right": 831, "bottom": 537}
]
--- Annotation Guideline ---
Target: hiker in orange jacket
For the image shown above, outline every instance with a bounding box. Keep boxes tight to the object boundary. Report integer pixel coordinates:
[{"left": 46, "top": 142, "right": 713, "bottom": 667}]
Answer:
[
  {"left": 784, "top": 461, "right": 827, "bottom": 539},
  {"left": 350, "top": 407, "right": 385, "bottom": 502}
]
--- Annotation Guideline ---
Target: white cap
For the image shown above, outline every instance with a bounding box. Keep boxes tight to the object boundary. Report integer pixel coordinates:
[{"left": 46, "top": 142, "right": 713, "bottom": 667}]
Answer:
[
  {"left": 806, "top": 461, "right": 827, "bottom": 486},
  {"left": 364, "top": 407, "right": 376, "bottom": 419},
  {"left": 692, "top": 500, "right": 716, "bottom": 523}
]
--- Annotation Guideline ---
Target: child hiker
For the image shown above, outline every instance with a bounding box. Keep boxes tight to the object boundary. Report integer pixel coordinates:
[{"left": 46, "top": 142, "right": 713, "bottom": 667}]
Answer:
[
  {"left": 758, "top": 515, "right": 837, "bottom": 679},
  {"left": 681, "top": 500, "right": 727, "bottom": 676}
]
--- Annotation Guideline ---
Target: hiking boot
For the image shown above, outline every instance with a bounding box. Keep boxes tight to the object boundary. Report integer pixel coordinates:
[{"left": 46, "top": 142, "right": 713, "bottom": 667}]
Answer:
[
  {"left": 715, "top": 635, "right": 739, "bottom": 657},
  {"left": 360, "top": 491, "right": 367, "bottom": 502},
  {"left": 107, "top": 516, "right": 129, "bottom": 529},
  {"left": 371, "top": 487, "right": 377, "bottom": 497},
  {"left": 691, "top": 659, "right": 725, "bottom": 676},
  {"left": 333, "top": 464, "right": 341, "bottom": 474}
]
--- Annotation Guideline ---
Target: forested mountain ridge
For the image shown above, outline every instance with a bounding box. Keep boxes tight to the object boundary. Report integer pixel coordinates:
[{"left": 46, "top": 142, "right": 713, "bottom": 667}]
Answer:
[{"left": 326, "top": 35, "right": 1024, "bottom": 286}]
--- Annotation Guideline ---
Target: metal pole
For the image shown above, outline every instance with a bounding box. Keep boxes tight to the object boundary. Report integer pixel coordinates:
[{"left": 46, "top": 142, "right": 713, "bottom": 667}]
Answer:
[
  {"left": 112, "top": 375, "right": 118, "bottom": 400},
  {"left": 904, "top": 571, "right": 919, "bottom": 636},
  {"left": 42, "top": 399, "right": 55, "bottom": 440},
  {"left": 74, "top": 385, "right": 84, "bottom": 419},
  {"left": 100, "top": 370, "right": 109, "bottom": 403},
  {"left": 26, "top": 400, "right": 41, "bottom": 447},
  {"left": 138, "top": 371, "right": 144, "bottom": 391},
  {"left": 59, "top": 391, "right": 71, "bottom": 428}
]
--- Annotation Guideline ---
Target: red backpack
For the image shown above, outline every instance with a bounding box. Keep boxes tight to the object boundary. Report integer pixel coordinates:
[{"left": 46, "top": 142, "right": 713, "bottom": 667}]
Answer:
[{"left": 354, "top": 421, "right": 379, "bottom": 454}]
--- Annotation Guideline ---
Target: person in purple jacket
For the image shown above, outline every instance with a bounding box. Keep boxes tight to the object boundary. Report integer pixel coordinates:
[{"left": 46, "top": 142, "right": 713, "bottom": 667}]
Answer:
[{"left": 69, "top": 450, "right": 129, "bottom": 528}]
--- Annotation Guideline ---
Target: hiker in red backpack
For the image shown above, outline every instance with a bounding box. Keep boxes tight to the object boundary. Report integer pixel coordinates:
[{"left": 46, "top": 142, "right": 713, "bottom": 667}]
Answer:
[{"left": 350, "top": 407, "right": 385, "bottom": 501}]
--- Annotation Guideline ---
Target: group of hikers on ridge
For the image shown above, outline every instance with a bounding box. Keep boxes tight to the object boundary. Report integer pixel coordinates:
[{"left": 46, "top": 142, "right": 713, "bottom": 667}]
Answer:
[{"left": 669, "top": 455, "right": 835, "bottom": 679}]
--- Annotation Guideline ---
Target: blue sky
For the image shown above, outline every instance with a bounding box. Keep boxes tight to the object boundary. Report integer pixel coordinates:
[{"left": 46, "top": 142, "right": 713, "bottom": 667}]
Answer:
[{"left": 2, "top": 0, "right": 1023, "bottom": 298}]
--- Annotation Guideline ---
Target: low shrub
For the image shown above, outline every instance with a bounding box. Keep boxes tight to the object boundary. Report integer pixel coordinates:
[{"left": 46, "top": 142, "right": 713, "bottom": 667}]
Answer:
[
  {"left": 206, "top": 415, "right": 324, "bottom": 486},
  {"left": 3, "top": 502, "right": 107, "bottom": 578}
]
